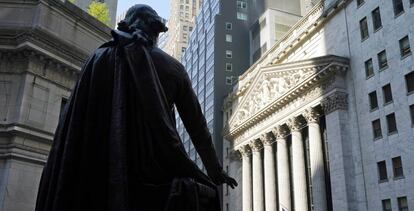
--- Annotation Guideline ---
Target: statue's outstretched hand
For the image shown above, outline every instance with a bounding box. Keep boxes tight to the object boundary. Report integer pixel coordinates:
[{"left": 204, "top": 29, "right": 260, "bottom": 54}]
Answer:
[{"left": 209, "top": 169, "right": 238, "bottom": 189}]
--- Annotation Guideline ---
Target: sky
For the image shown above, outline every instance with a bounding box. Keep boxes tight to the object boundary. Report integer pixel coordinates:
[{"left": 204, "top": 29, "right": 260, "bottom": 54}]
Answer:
[{"left": 116, "top": 0, "right": 171, "bottom": 19}]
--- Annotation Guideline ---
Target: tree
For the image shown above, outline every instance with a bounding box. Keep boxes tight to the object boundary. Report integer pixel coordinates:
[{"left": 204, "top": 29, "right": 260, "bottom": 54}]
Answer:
[{"left": 87, "top": 1, "right": 110, "bottom": 26}]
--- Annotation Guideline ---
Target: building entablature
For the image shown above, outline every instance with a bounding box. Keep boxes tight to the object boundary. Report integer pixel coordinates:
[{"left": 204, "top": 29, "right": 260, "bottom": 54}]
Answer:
[{"left": 224, "top": 55, "right": 349, "bottom": 145}]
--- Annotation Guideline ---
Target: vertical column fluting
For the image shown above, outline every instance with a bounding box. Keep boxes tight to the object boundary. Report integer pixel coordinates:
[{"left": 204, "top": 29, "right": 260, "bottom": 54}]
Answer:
[
  {"left": 287, "top": 117, "right": 309, "bottom": 211},
  {"left": 250, "top": 139, "right": 264, "bottom": 211},
  {"left": 272, "top": 125, "right": 291, "bottom": 211},
  {"left": 239, "top": 145, "right": 253, "bottom": 211},
  {"left": 304, "top": 108, "right": 328, "bottom": 211},
  {"left": 261, "top": 133, "right": 277, "bottom": 211}
]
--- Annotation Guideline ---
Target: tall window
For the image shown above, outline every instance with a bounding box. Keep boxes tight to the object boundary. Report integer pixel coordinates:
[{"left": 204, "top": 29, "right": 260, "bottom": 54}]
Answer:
[
  {"left": 398, "top": 196, "right": 409, "bottom": 211},
  {"left": 377, "top": 160, "right": 388, "bottom": 182},
  {"left": 382, "top": 199, "right": 392, "bottom": 211},
  {"left": 226, "top": 76, "right": 233, "bottom": 85},
  {"left": 237, "top": 0, "right": 247, "bottom": 9},
  {"left": 405, "top": 71, "right": 414, "bottom": 94},
  {"left": 226, "top": 50, "right": 233, "bottom": 58},
  {"left": 357, "top": 0, "right": 364, "bottom": 7},
  {"left": 360, "top": 17, "right": 369, "bottom": 40},
  {"left": 410, "top": 104, "right": 414, "bottom": 126},
  {"left": 377, "top": 50, "right": 388, "bottom": 70},
  {"left": 365, "top": 58, "right": 374, "bottom": 78},
  {"left": 392, "top": 156, "right": 404, "bottom": 178},
  {"left": 226, "top": 22, "right": 232, "bottom": 30},
  {"left": 226, "top": 63, "right": 232, "bottom": 71},
  {"left": 393, "top": 0, "right": 404, "bottom": 16},
  {"left": 372, "top": 7, "right": 382, "bottom": 31},
  {"left": 386, "top": 113, "right": 397, "bottom": 134},
  {"left": 411, "top": 0, "right": 414, "bottom": 5},
  {"left": 237, "top": 12, "right": 247, "bottom": 20},
  {"left": 226, "top": 34, "right": 233, "bottom": 42},
  {"left": 372, "top": 119, "right": 382, "bottom": 139},
  {"left": 59, "top": 98, "right": 68, "bottom": 120},
  {"left": 382, "top": 84, "right": 393, "bottom": 104},
  {"left": 369, "top": 91, "right": 379, "bottom": 110},
  {"left": 399, "top": 36, "right": 411, "bottom": 58}
]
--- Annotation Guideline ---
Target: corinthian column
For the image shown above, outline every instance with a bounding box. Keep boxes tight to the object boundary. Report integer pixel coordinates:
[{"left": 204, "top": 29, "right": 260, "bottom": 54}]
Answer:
[
  {"left": 304, "top": 108, "right": 327, "bottom": 211},
  {"left": 287, "top": 117, "right": 309, "bottom": 211},
  {"left": 239, "top": 145, "right": 252, "bottom": 211},
  {"left": 260, "top": 133, "right": 277, "bottom": 211},
  {"left": 250, "top": 139, "right": 264, "bottom": 211},
  {"left": 272, "top": 125, "right": 291, "bottom": 211}
]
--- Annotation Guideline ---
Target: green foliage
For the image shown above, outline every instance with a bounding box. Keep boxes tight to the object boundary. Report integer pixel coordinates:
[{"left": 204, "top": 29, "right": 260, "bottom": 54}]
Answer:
[
  {"left": 87, "top": 1, "right": 111, "bottom": 26},
  {"left": 68, "top": 0, "right": 76, "bottom": 3}
]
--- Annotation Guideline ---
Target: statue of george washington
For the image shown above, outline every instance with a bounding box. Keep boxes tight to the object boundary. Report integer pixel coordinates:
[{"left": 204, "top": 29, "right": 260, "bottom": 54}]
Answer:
[{"left": 35, "top": 4, "right": 237, "bottom": 211}]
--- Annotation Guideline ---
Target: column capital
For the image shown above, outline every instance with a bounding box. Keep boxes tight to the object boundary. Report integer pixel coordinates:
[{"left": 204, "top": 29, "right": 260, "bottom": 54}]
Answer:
[
  {"left": 321, "top": 91, "right": 348, "bottom": 114},
  {"left": 271, "top": 125, "right": 288, "bottom": 139},
  {"left": 303, "top": 108, "right": 321, "bottom": 123},
  {"left": 260, "top": 133, "right": 274, "bottom": 146},
  {"left": 286, "top": 116, "right": 302, "bottom": 132},
  {"left": 237, "top": 145, "right": 252, "bottom": 157},
  {"left": 249, "top": 139, "right": 263, "bottom": 152}
]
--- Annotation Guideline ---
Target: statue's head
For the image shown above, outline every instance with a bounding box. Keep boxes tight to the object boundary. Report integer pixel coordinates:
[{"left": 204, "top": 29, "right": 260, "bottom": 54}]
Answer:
[{"left": 117, "top": 4, "right": 168, "bottom": 38}]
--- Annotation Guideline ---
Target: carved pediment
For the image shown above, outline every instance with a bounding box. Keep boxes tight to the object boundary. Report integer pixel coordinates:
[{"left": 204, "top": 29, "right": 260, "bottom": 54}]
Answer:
[{"left": 228, "top": 55, "right": 348, "bottom": 129}]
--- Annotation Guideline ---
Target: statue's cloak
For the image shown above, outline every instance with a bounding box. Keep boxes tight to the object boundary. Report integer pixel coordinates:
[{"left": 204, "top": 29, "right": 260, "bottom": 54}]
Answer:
[{"left": 35, "top": 31, "right": 219, "bottom": 211}]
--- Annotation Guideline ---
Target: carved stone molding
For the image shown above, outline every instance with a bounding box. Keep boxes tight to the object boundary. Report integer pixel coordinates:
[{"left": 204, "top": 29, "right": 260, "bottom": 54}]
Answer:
[
  {"left": 249, "top": 139, "right": 263, "bottom": 152},
  {"left": 237, "top": 145, "right": 252, "bottom": 158},
  {"left": 260, "top": 133, "right": 274, "bottom": 146},
  {"left": 321, "top": 91, "right": 348, "bottom": 115},
  {"left": 271, "top": 125, "right": 288, "bottom": 139},
  {"left": 286, "top": 117, "right": 302, "bottom": 132},
  {"left": 303, "top": 108, "right": 320, "bottom": 123}
]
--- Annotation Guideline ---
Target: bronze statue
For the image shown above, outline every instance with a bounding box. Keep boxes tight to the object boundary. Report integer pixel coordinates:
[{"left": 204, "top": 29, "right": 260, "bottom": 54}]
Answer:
[{"left": 36, "top": 4, "right": 237, "bottom": 211}]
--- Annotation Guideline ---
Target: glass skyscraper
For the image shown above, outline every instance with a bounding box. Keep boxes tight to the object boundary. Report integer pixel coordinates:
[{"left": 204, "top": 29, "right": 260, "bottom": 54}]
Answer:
[{"left": 176, "top": 0, "right": 251, "bottom": 168}]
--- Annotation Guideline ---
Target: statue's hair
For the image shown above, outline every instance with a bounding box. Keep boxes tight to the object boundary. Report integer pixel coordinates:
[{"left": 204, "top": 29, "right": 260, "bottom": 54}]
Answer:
[{"left": 117, "top": 4, "right": 168, "bottom": 36}]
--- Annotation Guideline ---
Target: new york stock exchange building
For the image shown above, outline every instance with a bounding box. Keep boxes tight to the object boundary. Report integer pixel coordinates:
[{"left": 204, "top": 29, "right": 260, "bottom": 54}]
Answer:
[{"left": 222, "top": 0, "right": 414, "bottom": 211}]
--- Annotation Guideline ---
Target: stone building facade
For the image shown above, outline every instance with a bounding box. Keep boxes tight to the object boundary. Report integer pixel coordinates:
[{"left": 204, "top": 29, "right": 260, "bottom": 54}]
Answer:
[
  {"left": 162, "top": 0, "right": 203, "bottom": 60},
  {"left": 0, "top": 0, "right": 111, "bottom": 210},
  {"left": 223, "top": 0, "right": 414, "bottom": 210}
]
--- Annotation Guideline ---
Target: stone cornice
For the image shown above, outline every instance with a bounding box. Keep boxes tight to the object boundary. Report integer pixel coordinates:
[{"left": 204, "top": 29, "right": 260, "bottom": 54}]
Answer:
[{"left": 224, "top": 56, "right": 349, "bottom": 139}]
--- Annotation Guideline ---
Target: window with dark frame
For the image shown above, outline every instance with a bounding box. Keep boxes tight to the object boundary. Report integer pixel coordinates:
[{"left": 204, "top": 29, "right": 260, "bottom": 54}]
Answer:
[
  {"left": 386, "top": 113, "right": 398, "bottom": 134},
  {"left": 372, "top": 7, "right": 382, "bottom": 31},
  {"left": 392, "top": 156, "right": 404, "bottom": 178},
  {"left": 382, "top": 84, "right": 393, "bottom": 104},
  {"left": 398, "top": 196, "right": 409, "bottom": 211},
  {"left": 377, "top": 160, "right": 388, "bottom": 182},
  {"left": 365, "top": 59, "right": 374, "bottom": 78},
  {"left": 410, "top": 104, "right": 414, "bottom": 126},
  {"left": 399, "top": 36, "right": 411, "bottom": 58},
  {"left": 392, "top": 0, "right": 405, "bottom": 16},
  {"left": 226, "top": 50, "right": 233, "bottom": 58},
  {"left": 226, "top": 76, "right": 233, "bottom": 85},
  {"left": 382, "top": 199, "right": 392, "bottom": 211},
  {"left": 59, "top": 98, "right": 68, "bottom": 120},
  {"left": 405, "top": 71, "right": 414, "bottom": 94},
  {"left": 226, "top": 22, "right": 232, "bottom": 30},
  {"left": 411, "top": 0, "right": 414, "bottom": 5},
  {"left": 226, "top": 63, "right": 232, "bottom": 71},
  {"left": 360, "top": 17, "right": 369, "bottom": 40},
  {"left": 372, "top": 119, "right": 382, "bottom": 139},
  {"left": 357, "top": 0, "right": 364, "bottom": 7},
  {"left": 378, "top": 50, "right": 388, "bottom": 69},
  {"left": 369, "top": 91, "right": 379, "bottom": 110}
]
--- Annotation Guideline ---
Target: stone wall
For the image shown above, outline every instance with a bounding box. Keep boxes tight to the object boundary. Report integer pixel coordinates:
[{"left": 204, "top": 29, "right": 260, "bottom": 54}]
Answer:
[{"left": 0, "top": 0, "right": 111, "bottom": 210}]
